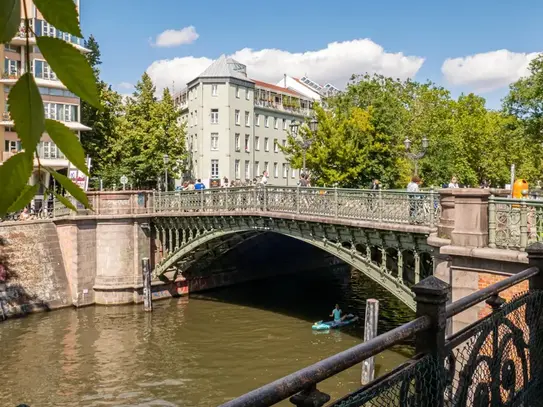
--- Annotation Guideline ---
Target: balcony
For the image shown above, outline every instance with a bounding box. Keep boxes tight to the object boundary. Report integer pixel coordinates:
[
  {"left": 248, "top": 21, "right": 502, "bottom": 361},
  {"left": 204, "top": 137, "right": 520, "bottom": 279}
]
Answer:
[{"left": 254, "top": 99, "right": 312, "bottom": 116}]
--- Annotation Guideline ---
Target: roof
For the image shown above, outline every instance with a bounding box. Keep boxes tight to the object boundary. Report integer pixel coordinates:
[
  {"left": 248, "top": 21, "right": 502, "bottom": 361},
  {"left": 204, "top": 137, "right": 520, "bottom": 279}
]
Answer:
[
  {"left": 197, "top": 55, "right": 254, "bottom": 82},
  {"left": 252, "top": 79, "right": 303, "bottom": 97}
]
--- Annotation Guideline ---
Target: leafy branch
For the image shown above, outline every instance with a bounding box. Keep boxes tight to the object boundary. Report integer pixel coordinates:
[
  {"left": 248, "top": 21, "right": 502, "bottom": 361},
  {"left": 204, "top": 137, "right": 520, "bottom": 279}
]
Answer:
[{"left": 0, "top": 0, "right": 100, "bottom": 217}]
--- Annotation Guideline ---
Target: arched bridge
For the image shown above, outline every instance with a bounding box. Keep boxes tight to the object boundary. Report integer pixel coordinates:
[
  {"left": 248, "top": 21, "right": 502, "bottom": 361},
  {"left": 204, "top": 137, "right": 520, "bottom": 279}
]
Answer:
[{"left": 150, "top": 186, "right": 441, "bottom": 311}]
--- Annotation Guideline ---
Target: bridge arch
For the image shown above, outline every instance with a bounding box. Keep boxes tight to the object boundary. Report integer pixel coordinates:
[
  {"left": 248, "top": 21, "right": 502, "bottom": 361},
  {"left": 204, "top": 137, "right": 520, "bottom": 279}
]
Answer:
[{"left": 151, "top": 215, "right": 435, "bottom": 311}]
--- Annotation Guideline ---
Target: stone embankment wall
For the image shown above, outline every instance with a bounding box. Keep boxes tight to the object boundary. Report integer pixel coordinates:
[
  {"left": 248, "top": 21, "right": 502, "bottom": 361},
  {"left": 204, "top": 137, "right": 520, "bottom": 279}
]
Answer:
[{"left": 0, "top": 220, "right": 71, "bottom": 319}]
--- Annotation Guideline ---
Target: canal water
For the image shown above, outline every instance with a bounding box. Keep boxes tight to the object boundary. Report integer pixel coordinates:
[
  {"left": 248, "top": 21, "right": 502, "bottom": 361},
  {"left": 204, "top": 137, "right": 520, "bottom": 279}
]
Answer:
[{"left": 0, "top": 267, "right": 414, "bottom": 407}]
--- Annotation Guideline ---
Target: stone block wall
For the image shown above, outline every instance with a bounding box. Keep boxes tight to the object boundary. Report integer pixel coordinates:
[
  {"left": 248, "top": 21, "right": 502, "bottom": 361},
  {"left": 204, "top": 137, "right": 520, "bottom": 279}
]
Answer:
[{"left": 0, "top": 220, "right": 71, "bottom": 318}]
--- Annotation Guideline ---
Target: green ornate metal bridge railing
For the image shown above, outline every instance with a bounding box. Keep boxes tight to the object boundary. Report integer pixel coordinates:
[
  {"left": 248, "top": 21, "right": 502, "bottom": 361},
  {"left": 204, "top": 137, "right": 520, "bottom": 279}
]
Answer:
[{"left": 219, "top": 242, "right": 543, "bottom": 407}]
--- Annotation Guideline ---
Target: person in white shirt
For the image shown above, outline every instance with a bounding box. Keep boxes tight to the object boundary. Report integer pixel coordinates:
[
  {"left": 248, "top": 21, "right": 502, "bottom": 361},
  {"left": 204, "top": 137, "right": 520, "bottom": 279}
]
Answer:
[
  {"left": 407, "top": 175, "right": 421, "bottom": 221},
  {"left": 260, "top": 171, "right": 268, "bottom": 185},
  {"left": 448, "top": 176, "right": 459, "bottom": 189}
]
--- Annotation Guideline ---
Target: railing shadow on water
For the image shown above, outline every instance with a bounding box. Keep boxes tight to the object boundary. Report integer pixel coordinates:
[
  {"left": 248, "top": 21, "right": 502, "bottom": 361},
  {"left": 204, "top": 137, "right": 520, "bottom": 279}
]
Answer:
[{"left": 218, "top": 242, "right": 543, "bottom": 407}]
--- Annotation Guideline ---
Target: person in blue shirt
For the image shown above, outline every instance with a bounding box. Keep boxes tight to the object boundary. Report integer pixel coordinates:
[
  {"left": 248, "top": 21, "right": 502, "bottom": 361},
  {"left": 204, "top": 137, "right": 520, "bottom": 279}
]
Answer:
[
  {"left": 194, "top": 179, "right": 205, "bottom": 190},
  {"left": 330, "top": 304, "right": 346, "bottom": 322}
]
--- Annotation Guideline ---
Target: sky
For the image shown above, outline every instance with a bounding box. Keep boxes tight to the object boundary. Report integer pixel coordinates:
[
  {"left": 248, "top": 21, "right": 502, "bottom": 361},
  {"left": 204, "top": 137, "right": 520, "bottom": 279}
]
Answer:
[{"left": 80, "top": 0, "right": 543, "bottom": 109}]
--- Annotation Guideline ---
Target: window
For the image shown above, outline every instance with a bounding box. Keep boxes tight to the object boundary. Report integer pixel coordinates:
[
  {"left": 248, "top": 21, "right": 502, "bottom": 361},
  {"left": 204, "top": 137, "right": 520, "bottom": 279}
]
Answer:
[
  {"left": 212, "top": 84, "right": 218, "bottom": 96},
  {"left": 211, "top": 159, "right": 219, "bottom": 178},
  {"left": 274, "top": 139, "right": 279, "bottom": 153},
  {"left": 244, "top": 134, "right": 250, "bottom": 152},
  {"left": 42, "top": 21, "right": 55, "bottom": 37},
  {"left": 235, "top": 133, "right": 240, "bottom": 151},
  {"left": 245, "top": 88, "right": 250, "bottom": 100},
  {"left": 274, "top": 162, "right": 278, "bottom": 178},
  {"left": 211, "top": 133, "right": 218, "bottom": 150},
  {"left": 190, "top": 112, "right": 193, "bottom": 126},
  {"left": 255, "top": 114, "right": 260, "bottom": 126},
  {"left": 235, "top": 110, "right": 240, "bottom": 125},
  {"left": 265, "top": 116, "right": 270, "bottom": 128},
  {"left": 194, "top": 134, "right": 198, "bottom": 151},
  {"left": 4, "top": 140, "right": 21, "bottom": 152},
  {"left": 236, "top": 86, "right": 240, "bottom": 98},
  {"left": 283, "top": 163, "right": 288, "bottom": 178},
  {"left": 4, "top": 59, "right": 20, "bottom": 76},
  {"left": 245, "top": 111, "right": 250, "bottom": 126},
  {"left": 43, "top": 102, "right": 78, "bottom": 122},
  {"left": 274, "top": 117, "right": 279, "bottom": 129},
  {"left": 264, "top": 161, "right": 269, "bottom": 173},
  {"left": 211, "top": 109, "right": 219, "bottom": 124},
  {"left": 254, "top": 161, "right": 260, "bottom": 176},
  {"left": 235, "top": 160, "right": 240, "bottom": 179},
  {"left": 264, "top": 137, "right": 269, "bottom": 152},
  {"left": 245, "top": 160, "right": 250, "bottom": 179},
  {"left": 291, "top": 167, "right": 296, "bottom": 178},
  {"left": 194, "top": 110, "right": 197, "bottom": 126},
  {"left": 283, "top": 119, "right": 288, "bottom": 130},
  {"left": 282, "top": 139, "right": 286, "bottom": 147},
  {"left": 255, "top": 136, "right": 260, "bottom": 151}
]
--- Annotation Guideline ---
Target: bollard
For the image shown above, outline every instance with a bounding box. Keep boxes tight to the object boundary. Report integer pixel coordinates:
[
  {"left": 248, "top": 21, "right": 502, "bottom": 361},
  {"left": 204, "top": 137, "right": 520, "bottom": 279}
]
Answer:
[
  {"left": 361, "top": 299, "right": 379, "bottom": 385},
  {"left": 141, "top": 258, "right": 153, "bottom": 312}
]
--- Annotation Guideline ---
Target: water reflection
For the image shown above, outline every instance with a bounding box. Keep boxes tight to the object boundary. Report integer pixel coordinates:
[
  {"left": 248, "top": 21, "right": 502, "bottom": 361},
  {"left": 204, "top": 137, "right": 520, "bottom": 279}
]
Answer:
[{"left": 0, "top": 266, "right": 414, "bottom": 407}]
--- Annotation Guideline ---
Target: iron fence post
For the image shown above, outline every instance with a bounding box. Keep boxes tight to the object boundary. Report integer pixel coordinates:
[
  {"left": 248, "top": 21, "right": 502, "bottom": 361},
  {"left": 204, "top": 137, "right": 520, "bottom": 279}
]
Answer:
[
  {"left": 334, "top": 187, "right": 338, "bottom": 218},
  {"left": 429, "top": 188, "right": 435, "bottom": 227},
  {"left": 264, "top": 186, "right": 268, "bottom": 212},
  {"left": 378, "top": 189, "right": 383, "bottom": 223},
  {"left": 200, "top": 190, "right": 204, "bottom": 211},
  {"left": 488, "top": 194, "right": 496, "bottom": 248},
  {"left": 526, "top": 242, "right": 543, "bottom": 389},
  {"left": 520, "top": 200, "right": 528, "bottom": 250},
  {"left": 411, "top": 276, "right": 449, "bottom": 407},
  {"left": 296, "top": 187, "right": 300, "bottom": 214}
]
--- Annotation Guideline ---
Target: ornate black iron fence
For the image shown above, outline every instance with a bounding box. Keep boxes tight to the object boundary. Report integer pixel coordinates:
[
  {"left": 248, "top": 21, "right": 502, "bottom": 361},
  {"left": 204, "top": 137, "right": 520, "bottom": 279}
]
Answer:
[{"left": 220, "top": 242, "right": 543, "bottom": 407}]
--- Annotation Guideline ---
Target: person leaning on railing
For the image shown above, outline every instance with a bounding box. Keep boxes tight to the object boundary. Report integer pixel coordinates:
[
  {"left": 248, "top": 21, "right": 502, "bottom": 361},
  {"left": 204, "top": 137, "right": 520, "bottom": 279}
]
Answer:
[{"left": 407, "top": 175, "right": 422, "bottom": 222}]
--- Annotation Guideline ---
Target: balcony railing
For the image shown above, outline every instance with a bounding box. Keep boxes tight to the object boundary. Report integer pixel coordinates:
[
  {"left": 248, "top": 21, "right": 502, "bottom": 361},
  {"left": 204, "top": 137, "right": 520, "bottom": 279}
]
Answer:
[
  {"left": 254, "top": 99, "right": 312, "bottom": 116},
  {"left": 1, "top": 71, "right": 21, "bottom": 80}
]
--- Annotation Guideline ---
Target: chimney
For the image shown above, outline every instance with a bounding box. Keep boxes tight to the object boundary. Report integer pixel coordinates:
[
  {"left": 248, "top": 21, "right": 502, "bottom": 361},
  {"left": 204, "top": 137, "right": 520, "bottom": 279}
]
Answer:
[{"left": 284, "top": 74, "right": 287, "bottom": 88}]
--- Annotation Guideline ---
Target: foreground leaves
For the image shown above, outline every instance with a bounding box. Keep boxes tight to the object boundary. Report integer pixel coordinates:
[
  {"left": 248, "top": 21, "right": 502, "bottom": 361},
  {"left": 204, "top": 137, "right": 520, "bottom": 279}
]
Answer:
[
  {"left": 0, "top": 153, "right": 33, "bottom": 216},
  {"left": 53, "top": 191, "right": 76, "bottom": 211},
  {"left": 0, "top": 0, "right": 20, "bottom": 43},
  {"left": 7, "top": 184, "right": 40, "bottom": 213},
  {"left": 48, "top": 168, "right": 90, "bottom": 209},
  {"left": 37, "top": 36, "right": 100, "bottom": 109},
  {"left": 33, "top": 0, "right": 83, "bottom": 38},
  {"left": 46, "top": 119, "right": 88, "bottom": 175},
  {"left": 7, "top": 73, "right": 45, "bottom": 153}
]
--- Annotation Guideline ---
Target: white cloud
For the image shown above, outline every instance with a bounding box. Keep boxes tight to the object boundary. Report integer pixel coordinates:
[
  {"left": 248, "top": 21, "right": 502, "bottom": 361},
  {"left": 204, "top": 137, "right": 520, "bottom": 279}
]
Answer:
[
  {"left": 441, "top": 49, "right": 541, "bottom": 92},
  {"left": 146, "top": 38, "right": 425, "bottom": 94},
  {"left": 152, "top": 26, "right": 199, "bottom": 48},
  {"left": 118, "top": 81, "right": 134, "bottom": 90}
]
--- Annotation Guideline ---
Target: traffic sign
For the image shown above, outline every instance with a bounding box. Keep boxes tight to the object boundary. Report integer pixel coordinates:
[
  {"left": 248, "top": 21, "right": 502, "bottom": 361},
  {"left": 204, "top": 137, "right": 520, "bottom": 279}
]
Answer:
[{"left": 120, "top": 175, "right": 128, "bottom": 185}]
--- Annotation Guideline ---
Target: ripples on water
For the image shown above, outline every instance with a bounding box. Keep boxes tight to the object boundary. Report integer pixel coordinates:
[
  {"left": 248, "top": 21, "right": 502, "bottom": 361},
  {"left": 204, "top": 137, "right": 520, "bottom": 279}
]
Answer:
[{"left": 0, "top": 267, "right": 414, "bottom": 406}]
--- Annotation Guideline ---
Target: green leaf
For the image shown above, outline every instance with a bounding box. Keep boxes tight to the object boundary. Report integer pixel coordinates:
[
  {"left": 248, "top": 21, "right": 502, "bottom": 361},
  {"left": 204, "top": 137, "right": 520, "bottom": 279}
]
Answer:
[
  {"left": 53, "top": 191, "right": 76, "bottom": 211},
  {"left": 7, "top": 184, "right": 39, "bottom": 213},
  {"left": 0, "top": 152, "right": 33, "bottom": 216},
  {"left": 0, "top": 0, "right": 21, "bottom": 43},
  {"left": 45, "top": 119, "right": 88, "bottom": 176},
  {"left": 47, "top": 168, "right": 90, "bottom": 209},
  {"left": 7, "top": 72, "right": 45, "bottom": 153},
  {"left": 36, "top": 36, "right": 101, "bottom": 109},
  {"left": 33, "top": 0, "right": 82, "bottom": 38}
]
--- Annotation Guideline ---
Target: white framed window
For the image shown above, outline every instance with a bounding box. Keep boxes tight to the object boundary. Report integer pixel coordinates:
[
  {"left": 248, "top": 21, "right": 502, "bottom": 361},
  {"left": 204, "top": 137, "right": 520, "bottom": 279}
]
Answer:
[
  {"left": 245, "top": 160, "right": 250, "bottom": 179},
  {"left": 244, "top": 134, "right": 250, "bottom": 152},
  {"left": 291, "top": 168, "right": 296, "bottom": 178},
  {"left": 235, "top": 110, "right": 240, "bottom": 125},
  {"left": 235, "top": 159, "right": 240, "bottom": 179},
  {"left": 236, "top": 86, "right": 240, "bottom": 98},
  {"left": 211, "top": 133, "right": 218, "bottom": 150},
  {"left": 264, "top": 137, "right": 269, "bottom": 152},
  {"left": 194, "top": 110, "right": 197, "bottom": 126},
  {"left": 264, "top": 161, "right": 269, "bottom": 173},
  {"left": 274, "top": 139, "right": 279, "bottom": 153},
  {"left": 5, "top": 59, "right": 19, "bottom": 75},
  {"left": 255, "top": 114, "right": 260, "bottom": 126},
  {"left": 211, "top": 159, "right": 219, "bottom": 178},
  {"left": 282, "top": 139, "right": 286, "bottom": 147},
  {"left": 245, "top": 88, "right": 250, "bottom": 100},
  {"left": 265, "top": 116, "right": 269, "bottom": 128},
  {"left": 211, "top": 84, "right": 218, "bottom": 96},
  {"left": 211, "top": 109, "right": 219, "bottom": 124},
  {"left": 194, "top": 134, "right": 198, "bottom": 151},
  {"left": 235, "top": 133, "right": 240, "bottom": 151},
  {"left": 274, "top": 117, "right": 279, "bottom": 129},
  {"left": 255, "top": 136, "right": 260, "bottom": 151},
  {"left": 42, "top": 21, "right": 55, "bottom": 37},
  {"left": 245, "top": 111, "right": 250, "bottom": 126},
  {"left": 254, "top": 161, "right": 260, "bottom": 176},
  {"left": 283, "top": 119, "right": 288, "bottom": 130},
  {"left": 274, "top": 162, "right": 278, "bottom": 178},
  {"left": 190, "top": 112, "right": 193, "bottom": 126},
  {"left": 283, "top": 163, "right": 288, "bottom": 178}
]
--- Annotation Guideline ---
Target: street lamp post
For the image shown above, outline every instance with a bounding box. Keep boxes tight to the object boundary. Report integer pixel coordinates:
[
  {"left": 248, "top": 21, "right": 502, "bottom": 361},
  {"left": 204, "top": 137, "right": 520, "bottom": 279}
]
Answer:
[
  {"left": 290, "top": 118, "right": 318, "bottom": 176},
  {"left": 404, "top": 136, "right": 429, "bottom": 176},
  {"left": 163, "top": 154, "right": 169, "bottom": 192}
]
